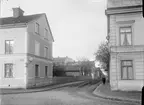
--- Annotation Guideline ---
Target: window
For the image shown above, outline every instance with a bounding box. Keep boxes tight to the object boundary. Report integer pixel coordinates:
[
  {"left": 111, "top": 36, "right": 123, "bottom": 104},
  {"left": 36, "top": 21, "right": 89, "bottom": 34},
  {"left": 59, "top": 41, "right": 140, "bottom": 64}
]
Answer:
[
  {"left": 121, "top": 60, "right": 133, "bottom": 80},
  {"left": 35, "top": 23, "right": 39, "bottom": 34},
  {"left": 44, "top": 47, "right": 48, "bottom": 58},
  {"left": 45, "top": 66, "right": 48, "bottom": 77},
  {"left": 120, "top": 26, "right": 132, "bottom": 46},
  {"left": 5, "top": 40, "right": 14, "bottom": 54},
  {"left": 35, "top": 64, "right": 39, "bottom": 77},
  {"left": 4, "top": 64, "right": 13, "bottom": 78},
  {"left": 35, "top": 41, "right": 40, "bottom": 56},
  {"left": 44, "top": 28, "right": 48, "bottom": 39}
]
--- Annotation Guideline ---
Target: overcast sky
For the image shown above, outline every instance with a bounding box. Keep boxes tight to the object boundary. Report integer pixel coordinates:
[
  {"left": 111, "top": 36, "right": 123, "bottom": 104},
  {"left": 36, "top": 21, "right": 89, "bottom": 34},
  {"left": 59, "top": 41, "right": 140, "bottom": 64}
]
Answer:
[{"left": 1, "top": 0, "right": 107, "bottom": 61}]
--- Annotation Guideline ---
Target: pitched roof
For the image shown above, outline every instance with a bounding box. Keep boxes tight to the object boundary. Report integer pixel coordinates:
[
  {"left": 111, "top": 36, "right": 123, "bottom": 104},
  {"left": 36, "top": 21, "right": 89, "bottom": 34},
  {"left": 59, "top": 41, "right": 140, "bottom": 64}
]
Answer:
[{"left": 0, "top": 13, "right": 45, "bottom": 25}]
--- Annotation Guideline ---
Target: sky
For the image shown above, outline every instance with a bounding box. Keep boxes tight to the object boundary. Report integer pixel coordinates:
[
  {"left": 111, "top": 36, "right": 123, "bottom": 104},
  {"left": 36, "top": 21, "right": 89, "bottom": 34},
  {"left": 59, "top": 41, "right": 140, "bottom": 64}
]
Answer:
[{"left": 1, "top": 0, "right": 107, "bottom": 61}]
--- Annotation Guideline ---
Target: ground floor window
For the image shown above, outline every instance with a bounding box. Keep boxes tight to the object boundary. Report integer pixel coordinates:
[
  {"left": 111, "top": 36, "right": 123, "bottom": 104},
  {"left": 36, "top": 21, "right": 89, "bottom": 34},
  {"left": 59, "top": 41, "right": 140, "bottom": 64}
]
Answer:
[
  {"left": 5, "top": 63, "right": 13, "bottom": 78},
  {"left": 121, "top": 60, "right": 133, "bottom": 80},
  {"left": 35, "top": 64, "right": 39, "bottom": 78},
  {"left": 45, "top": 66, "right": 48, "bottom": 77}
]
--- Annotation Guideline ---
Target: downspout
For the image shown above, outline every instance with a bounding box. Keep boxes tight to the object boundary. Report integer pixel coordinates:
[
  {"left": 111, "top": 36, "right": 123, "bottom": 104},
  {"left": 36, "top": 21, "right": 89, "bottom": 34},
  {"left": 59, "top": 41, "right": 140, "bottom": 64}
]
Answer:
[
  {"left": 107, "top": 14, "right": 110, "bottom": 82},
  {"left": 106, "top": 9, "right": 110, "bottom": 82}
]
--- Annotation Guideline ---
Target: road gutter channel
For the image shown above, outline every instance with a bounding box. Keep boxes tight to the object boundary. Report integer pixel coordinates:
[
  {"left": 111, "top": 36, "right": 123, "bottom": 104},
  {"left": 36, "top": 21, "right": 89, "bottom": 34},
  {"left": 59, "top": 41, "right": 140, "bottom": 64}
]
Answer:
[{"left": 0, "top": 81, "right": 85, "bottom": 95}]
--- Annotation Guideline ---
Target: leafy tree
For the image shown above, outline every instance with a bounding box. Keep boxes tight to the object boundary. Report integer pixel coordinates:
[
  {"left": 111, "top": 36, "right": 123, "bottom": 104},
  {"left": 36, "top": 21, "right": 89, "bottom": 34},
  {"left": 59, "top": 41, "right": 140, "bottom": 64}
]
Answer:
[
  {"left": 77, "top": 57, "right": 95, "bottom": 76},
  {"left": 94, "top": 41, "right": 110, "bottom": 71},
  {"left": 53, "top": 63, "right": 66, "bottom": 76}
]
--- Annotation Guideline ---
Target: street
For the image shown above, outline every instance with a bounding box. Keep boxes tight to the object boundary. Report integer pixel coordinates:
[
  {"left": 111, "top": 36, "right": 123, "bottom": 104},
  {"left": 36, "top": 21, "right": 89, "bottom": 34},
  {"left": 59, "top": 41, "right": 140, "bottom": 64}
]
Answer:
[{"left": 0, "top": 80, "right": 140, "bottom": 105}]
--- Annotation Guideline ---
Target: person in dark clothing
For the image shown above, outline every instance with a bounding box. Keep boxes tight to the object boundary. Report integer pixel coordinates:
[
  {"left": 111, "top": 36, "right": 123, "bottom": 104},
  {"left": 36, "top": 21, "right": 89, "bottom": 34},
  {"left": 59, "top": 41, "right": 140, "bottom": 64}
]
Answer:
[{"left": 102, "top": 77, "right": 106, "bottom": 84}]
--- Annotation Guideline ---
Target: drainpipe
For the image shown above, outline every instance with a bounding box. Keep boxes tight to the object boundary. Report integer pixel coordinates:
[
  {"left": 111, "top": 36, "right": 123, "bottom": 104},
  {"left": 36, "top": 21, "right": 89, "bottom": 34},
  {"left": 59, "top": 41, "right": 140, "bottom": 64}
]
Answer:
[{"left": 106, "top": 9, "right": 110, "bottom": 82}]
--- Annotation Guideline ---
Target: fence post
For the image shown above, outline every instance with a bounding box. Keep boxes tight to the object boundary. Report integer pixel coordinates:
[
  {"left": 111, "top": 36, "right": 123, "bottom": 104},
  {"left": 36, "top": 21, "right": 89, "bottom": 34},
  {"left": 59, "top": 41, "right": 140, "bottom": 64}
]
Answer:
[{"left": 142, "top": 86, "right": 144, "bottom": 105}]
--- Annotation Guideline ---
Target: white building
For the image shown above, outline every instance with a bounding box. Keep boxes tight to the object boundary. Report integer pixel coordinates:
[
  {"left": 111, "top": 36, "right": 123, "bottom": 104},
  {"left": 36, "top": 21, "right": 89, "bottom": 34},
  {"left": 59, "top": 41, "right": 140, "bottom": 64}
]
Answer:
[
  {"left": 106, "top": 0, "right": 144, "bottom": 91},
  {"left": 0, "top": 7, "right": 54, "bottom": 88}
]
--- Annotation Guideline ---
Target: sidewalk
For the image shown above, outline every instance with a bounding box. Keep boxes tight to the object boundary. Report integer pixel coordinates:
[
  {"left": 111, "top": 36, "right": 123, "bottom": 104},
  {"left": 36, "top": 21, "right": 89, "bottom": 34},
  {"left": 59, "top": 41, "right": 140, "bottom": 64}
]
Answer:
[
  {"left": 93, "top": 82, "right": 141, "bottom": 103},
  {"left": 0, "top": 81, "right": 84, "bottom": 95}
]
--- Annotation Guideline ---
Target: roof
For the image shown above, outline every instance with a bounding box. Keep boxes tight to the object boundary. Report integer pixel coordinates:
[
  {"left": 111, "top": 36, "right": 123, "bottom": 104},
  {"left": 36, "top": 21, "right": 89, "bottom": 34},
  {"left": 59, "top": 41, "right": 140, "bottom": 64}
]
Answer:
[
  {"left": 0, "top": 13, "right": 45, "bottom": 25},
  {"left": 0, "top": 13, "right": 54, "bottom": 42},
  {"left": 53, "top": 57, "right": 74, "bottom": 63}
]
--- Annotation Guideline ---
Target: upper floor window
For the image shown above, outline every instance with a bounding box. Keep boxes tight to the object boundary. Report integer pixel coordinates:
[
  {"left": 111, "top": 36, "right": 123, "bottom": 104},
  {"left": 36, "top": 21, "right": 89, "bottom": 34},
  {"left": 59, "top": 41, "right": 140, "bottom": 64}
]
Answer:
[
  {"left": 44, "top": 28, "right": 48, "bottom": 39},
  {"left": 121, "top": 60, "right": 133, "bottom": 80},
  {"left": 44, "top": 47, "right": 48, "bottom": 58},
  {"left": 4, "top": 63, "right": 13, "bottom": 78},
  {"left": 120, "top": 26, "right": 132, "bottom": 46},
  {"left": 35, "top": 23, "right": 40, "bottom": 34},
  {"left": 35, "top": 41, "right": 40, "bottom": 56},
  {"left": 5, "top": 40, "right": 14, "bottom": 54}
]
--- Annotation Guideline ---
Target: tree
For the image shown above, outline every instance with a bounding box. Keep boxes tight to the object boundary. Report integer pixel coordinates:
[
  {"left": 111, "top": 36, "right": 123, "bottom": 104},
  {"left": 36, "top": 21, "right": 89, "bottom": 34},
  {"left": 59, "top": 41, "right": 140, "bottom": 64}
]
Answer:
[
  {"left": 77, "top": 57, "right": 95, "bottom": 76},
  {"left": 53, "top": 63, "right": 66, "bottom": 76},
  {"left": 94, "top": 41, "right": 110, "bottom": 71}
]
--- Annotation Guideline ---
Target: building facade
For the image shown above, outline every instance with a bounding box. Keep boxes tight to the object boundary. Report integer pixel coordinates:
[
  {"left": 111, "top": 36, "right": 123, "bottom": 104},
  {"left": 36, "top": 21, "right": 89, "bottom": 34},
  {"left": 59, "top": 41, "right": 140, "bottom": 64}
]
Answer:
[
  {"left": 106, "top": 0, "right": 144, "bottom": 91},
  {"left": 0, "top": 8, "right": 54, "bottom": 88}
]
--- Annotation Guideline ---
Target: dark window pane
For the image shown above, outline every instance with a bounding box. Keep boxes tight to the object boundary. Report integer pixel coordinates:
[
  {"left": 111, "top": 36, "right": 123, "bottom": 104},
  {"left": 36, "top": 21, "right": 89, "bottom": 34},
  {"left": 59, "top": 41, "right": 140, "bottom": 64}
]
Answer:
[
  {"left": 122, "top": 67, "right": 127, "bottom": 79},
  {"left": 35, "top": 65, "right": 39, "bottom": 77},
  {"left": 128, "top": 67, "right": 133, "bottom": 79}
]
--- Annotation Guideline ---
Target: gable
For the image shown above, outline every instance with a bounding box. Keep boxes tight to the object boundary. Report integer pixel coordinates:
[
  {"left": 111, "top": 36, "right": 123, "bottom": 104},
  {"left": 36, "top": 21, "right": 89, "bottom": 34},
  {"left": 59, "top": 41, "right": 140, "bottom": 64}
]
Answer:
[
  {"left": 41, "top": 14, "right": 54, "bottom": 42},
  {"left": 44, "top": 14, "right": 54, "bottom": 42},
  {"left": 26, "top": 14, "right": 54, "bottom": 42}
]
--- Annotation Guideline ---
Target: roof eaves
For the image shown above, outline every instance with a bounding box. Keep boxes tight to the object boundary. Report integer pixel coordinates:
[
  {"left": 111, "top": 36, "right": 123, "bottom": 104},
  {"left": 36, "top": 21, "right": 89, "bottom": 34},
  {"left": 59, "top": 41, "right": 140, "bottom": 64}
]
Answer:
[
  {"left": 0, "top": 23, "right": 27, "bottom": 28},
  {"left": 26, "top": 13, "right": 44, "bottom": 24},
  {"left": 43, "top": 14, "right": 54, "bottom": 42}
]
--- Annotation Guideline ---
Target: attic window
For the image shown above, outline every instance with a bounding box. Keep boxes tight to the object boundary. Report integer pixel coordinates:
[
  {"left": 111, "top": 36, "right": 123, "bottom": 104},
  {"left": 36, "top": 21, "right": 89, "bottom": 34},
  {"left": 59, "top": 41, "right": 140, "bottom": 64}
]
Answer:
[
  {"left": 44, "top": 28, "right": 48, "bottom": 40},
  {"left": 35, "top": 23, "right": 39, "bottom": 34}
]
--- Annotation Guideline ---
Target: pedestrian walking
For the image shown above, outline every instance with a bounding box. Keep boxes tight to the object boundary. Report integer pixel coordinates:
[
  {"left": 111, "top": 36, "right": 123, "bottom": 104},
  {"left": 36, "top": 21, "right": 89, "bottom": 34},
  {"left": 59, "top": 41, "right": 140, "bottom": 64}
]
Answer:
[{"left": 102, "top": 76, "right": 106, "bottom": 85}]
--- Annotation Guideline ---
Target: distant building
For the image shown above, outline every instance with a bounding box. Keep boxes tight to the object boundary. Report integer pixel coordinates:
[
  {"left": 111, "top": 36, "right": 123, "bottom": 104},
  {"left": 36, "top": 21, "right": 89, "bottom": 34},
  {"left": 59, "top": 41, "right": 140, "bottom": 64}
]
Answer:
[
  {"left": 106, "top": 0, "right": 143, "bottom": 91},
  {"left": 64, "top": 64, "right": 81, "bottom": 76},
  {"left": 0, "top": 7, "right": 54, "bottom": 88},
  {"left": 53, "top": 56, "right": 74, "bottom": 66}
]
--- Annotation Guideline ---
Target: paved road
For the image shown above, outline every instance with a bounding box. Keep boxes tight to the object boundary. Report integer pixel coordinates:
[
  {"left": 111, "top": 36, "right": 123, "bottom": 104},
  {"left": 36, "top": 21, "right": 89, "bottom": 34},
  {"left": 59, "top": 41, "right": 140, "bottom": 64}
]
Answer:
[{"left": 0, "top": 80, "right": 140, "bottom": 105}]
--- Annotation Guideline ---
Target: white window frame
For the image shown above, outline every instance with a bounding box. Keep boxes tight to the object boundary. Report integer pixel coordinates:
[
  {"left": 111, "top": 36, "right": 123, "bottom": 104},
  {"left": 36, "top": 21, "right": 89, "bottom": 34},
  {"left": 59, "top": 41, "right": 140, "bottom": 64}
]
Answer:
[
  {"left": 4, "top": 63, "right": 13, "bottom": 78},
  {"left": 116, "top": 20, "right": 135, "bottom": 46},
  {"left": 5, "top": 40, "right": 14, "bottom": 54},
  {"left": 35, "top": 22, "right": 40, "bottom": 34},
  {"left": 119, "top": 26, "right": 132, "bottom": 46},
  {"left": 121, "top": 60, "right": 134, "bottom": 80}
]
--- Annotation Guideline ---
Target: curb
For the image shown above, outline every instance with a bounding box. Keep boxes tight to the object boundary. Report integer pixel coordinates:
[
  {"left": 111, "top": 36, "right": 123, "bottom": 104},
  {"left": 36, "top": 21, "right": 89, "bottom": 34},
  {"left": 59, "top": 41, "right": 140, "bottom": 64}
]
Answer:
[
  {"left": 0, "top": 81, "right": 85, "bottom": 95},
  {"left": 92, "top": 83, "right": 141, "bottom": 104}
]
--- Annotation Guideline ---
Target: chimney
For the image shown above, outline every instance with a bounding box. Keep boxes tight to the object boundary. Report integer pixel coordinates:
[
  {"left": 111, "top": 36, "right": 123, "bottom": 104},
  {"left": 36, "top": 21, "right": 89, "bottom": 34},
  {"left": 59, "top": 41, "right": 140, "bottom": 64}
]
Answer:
[{"left": 12, "top": 7, "right": 24, "bottom": 18}]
